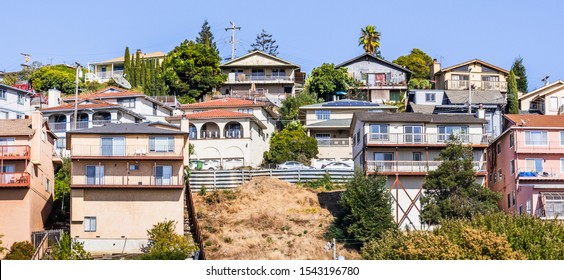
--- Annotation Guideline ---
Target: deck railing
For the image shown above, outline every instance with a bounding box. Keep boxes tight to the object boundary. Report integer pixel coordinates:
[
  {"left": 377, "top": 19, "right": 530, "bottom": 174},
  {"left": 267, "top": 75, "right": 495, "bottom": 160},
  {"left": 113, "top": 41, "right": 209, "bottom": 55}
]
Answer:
[{"left": 71, "top": 145, "right": 184, "bottom": 157}]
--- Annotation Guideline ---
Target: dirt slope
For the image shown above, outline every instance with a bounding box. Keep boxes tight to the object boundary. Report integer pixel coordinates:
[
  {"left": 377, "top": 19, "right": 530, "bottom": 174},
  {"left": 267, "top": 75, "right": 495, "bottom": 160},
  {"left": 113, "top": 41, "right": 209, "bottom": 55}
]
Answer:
[{"left": 193, "top": 177, "right": 360, "bottom": 260}]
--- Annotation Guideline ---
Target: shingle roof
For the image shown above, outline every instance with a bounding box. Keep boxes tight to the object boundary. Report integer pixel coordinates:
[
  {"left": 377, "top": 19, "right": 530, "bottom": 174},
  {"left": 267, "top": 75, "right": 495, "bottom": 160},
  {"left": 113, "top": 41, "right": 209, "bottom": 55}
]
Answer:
[
  {"left": 505, "top": 114, "right": 564, "bottom": 128},
  {"left": 0, "top": 119, "right": 34, "bottom": 136},
  {"left": 167, "top": 110, "right": 255, "bottom": 120},
  {"left": 353, "top": 112, "right": 486, "bottom": 124},
  {"left": 445, "top": 90, "right": 505, "bottom": 104},
  {"left": 181, "top": 98, "right": 266, "bottom": 108},
  {"left": 67, "top": 122, "right": 187, "bottom": 135}
]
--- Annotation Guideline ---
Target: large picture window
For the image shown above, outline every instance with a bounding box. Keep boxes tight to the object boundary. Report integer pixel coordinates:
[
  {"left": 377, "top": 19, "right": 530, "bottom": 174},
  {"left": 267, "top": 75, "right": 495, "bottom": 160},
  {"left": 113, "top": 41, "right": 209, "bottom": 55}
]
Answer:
[
  {"left": 524, "top": 131, "right": 547, "bottom": 146},
  {"left": 370, "top": 124, "right": 389, "bottom": 140},
  {"left": 150, "top": 136, "right": 174, "bottom": 152}
]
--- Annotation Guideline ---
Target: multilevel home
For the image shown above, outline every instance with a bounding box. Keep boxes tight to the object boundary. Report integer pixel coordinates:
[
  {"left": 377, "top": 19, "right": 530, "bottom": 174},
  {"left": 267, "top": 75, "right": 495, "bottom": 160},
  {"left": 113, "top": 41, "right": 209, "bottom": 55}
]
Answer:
[
  {"left": 431, "top": 58, "right": 509, "bottom": 94},
  {"left": 67, "top": 121, "right": 189, "bottom": 255},
  {"left": 519, "top": 80, "right": 564, "bottom": 115},
  {"left": 351, "top": 112, "right": 488, "bottom": 229},
  {"left": 489, "top": 114, "right": 564, "bottom": 219},
  {"left": 335, "top": 53, "right": 412, "bottom": 104},
  {"left": 0, "top": 84, "right": 32, "bottom": 119},
  {"left": 86, "top": 49, "right": 166, "bottom": 83},
  {"left": 299, "top": 99, "right": 397, "bottom": 168},
  {"left": 169, "top": 98, "right": 277, "bottom": 168},
  {"left": 0, "top": 111, "right": 57, "bottom": 253},
  {"left": 219, "top": 51, "right": 305, "bottom": 101}
]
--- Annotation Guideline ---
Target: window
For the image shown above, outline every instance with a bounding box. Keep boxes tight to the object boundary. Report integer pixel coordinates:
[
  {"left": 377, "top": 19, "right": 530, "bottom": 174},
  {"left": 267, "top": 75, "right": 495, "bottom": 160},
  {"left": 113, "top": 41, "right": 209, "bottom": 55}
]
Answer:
[
  {"left": 370, "top": 124, "right": 389, "bottom": 140},
  {"left": 84, "top": 217, "right": 97, "bottom": 232},
  {"left": 425, "top": 92, "right": 436, "bottom": 102},
  {"left": 497, "top": 142, "right": 501, "bottom": 154},
  {"left": 404, "top": 126, "right": 423, "bottom": 143},
  {"left": 0, "top": 111, "right": 8, "bottom": 119},
  {"left": 509, "top": 133, "right": 514, "bottom": 147},
  {"left": 16, "top": 114, "right": 23, "bottom": 119},
  {"left": 493, "top": 172, "right": 496, "bottom": 183},
  {"left": 524, "top": 131, "right": 547, "bottom": 146},
  {"left": 389, "top": 91, "right": 401, "bottom": 102},
  {"left": 561, "top": 131, "right": 564, "bottom": 145},
  {"left": 485, "top": 113, "right": 493, "bottom": 134},
  {"left": 17, "top": 93, "right": 24, "bottom": 105},
  {"left": 413, "top": 152, "right": 422, "bottom": 161},
  {"left": 507, "top": 193, "right": 511, "bottom": 209},
  {"left": 2, "top": 165, "right": 14, "bottom": 172},
  {"left": 315, "top": 133, "right": 331, "bottom": 146},
  {"left": 561, "top": 158, "right": 564, "bottom": 173},
  {"left": 0, "top": 89, "right": 6, "bottom": 100},
  {"left": 356, "top": 131, "right": 360, "bottom": 146},
  {"left": 551, "top": 96, "right": 559, "bottom": 111},
  {"left": 0, "top": 138, "right": 15, "bottom": 145},
  {"left": 526, "top": 199, "right": 532, "bottom": 214},
  {"left": 46, "top": 179, "right": 50, "bottom": 192},
  {"left": 519, "top": 205, "right": 523, "bottom": 215},
  {"left": 251, "top": 69, "right": 265, "bottom": 79},
  {"left": 525, "top": 158, "right": 543, "bottom": 173},
  {"left": 374, "top": 153, "right": 394, "bottom": 172},
  {"left": 272, "top": 69, "right": 286, "bottom": 78},
  {"left": 129, "top": 164, "right": 139, "bottom": 171},
  {"left": 101, "top": 137, "right": 125, "bottom": 156},
  {"left": 451, "top": 74, "right": 469, "bottom": 89},
  {"left": 543, "top": 193, "right": 564, "bottom": 219},
  {"left": 238, "top": 108, "right": 253, "bottom": 114},
  {"left": 150, "top": 136, "right": 174, "bottom": 152},
  {"left": 155, "top": 165, "right": 173, "bottom": 185},
  {"left": 153, "top": 103, "right": 158, "bottom": 116},
  {"left": 315, "top": 110, "right": 330, "bottom": 120},
  {"left": 86, "top": 165, "right": 104, "bottom": 185},
  {"left": 510, "top": 160, "right": 515, "bottom": 175},
  {"left": 530, "top": 102, "right": 538, "bottom": 110},
  {"left": 118, "top": 98, "right": 136, "bottom": 108},
  {"left": 498, "top": 169, "right": 503, "bottom": 181},
  {"left": 438, "top": 126, "right": 468, "bottom": 142},
  {"left": 512, "top": 191, "right": 516, "bottom": 206},
  {"left": 55, "top": 137, "right": 66, "bottom": 149}
]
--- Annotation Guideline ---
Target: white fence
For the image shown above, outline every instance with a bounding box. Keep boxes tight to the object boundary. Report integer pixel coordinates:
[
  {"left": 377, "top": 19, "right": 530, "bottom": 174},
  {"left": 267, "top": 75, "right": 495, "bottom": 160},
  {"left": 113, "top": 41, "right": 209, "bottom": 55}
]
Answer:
[{"left": 189, "top": 169, "right": 354, "bottom": 190}]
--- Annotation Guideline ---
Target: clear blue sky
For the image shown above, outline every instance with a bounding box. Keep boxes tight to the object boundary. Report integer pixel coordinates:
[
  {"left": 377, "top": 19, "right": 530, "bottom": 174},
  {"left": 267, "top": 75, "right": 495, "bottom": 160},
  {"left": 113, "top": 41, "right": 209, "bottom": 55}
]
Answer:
[{"left": 2, "top": 0, "right": 562, "bottom": 91}]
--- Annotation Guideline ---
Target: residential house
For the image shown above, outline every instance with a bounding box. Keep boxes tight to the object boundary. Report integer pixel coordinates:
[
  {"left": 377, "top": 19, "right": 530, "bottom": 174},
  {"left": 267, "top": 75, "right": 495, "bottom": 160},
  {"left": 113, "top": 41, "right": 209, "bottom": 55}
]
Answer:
[
  {"left": 0, "top": 111, "right": 57, "bottom": 253},
  {"left": 351, "top": 112, "right": 488, "bottom": 229},
  {"left": 169, "top": 98, "right": 277, "bottom": 168},
  {"left": 518, "top": 80, "right": 564, "bottom": 115},
  {"left": 67, "top": 122, "right": 189, "bottom": 255},
  {"left": 335, "top": 53, "right": 412, "bottom": 104},
  {"left": 407, "top": 89, "right": 505, "bottom": 138},
  {"left": 86, "top": 49, "right": 166, "bottom": 83},
  {"left": 219, "top": 51, "right": 305, "bottom": 101},
  {"left": 0, "top": 84, "right": 32, "bottom": 119},
  {"left": 431, "top": 58, "right": 509, "bottom": 93},
  {"left": 489, "top": 114, "right": 564, "bottom": 219},
  {"left": 299, "top": 99, "right": 397, "bottom": 168}
]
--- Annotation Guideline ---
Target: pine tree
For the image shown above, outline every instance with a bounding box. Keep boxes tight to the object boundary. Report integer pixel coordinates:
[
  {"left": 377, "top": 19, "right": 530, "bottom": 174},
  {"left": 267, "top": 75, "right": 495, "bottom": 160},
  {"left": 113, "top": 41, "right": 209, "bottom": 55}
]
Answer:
[
  {"left": 196, "top": 20, "right": 218, "bottom": 54},
  {"left": 123, "top": 47, "right": 131, "bottom": 79},
  {"left": 250, "top": 29, "right": 279, "bottom": 56},
  {"left": 511, "top": 56, "right": 528, "bottom": 93},
  {"left": 134, "top": 51, "right": 141, "bottom": 88},
  {"left": 506, "top": 70, "right": 519, "bottom": 114}
]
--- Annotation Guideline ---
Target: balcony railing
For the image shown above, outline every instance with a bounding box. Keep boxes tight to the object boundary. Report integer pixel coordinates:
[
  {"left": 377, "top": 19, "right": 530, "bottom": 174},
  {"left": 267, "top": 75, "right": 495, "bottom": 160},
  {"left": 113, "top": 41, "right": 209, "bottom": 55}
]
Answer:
[
  {"left": 518, "top": 168, "right": 564, "bottom": 180},
  {"left": 444, "top": 80, "right": 507, "bottom": 91},
  {"left": 71, "top": 145, "right": 184, "bottom": 157},
  {"left": 516, "top": 141, "right": 564, "bottom": 153},
  {"left": 366, "top": 160, "right": 486, "bottom": 173},
  {"left": 200, "top": 130, "right": 220, "bottom": 139},
  {"left": 49, "top": 120, "right": 120, "bottom": 132},
  {"left": 72, "top": 175, "right": 182, "bottom": 186},
  {"left": 317, "top": 138, "right": 350, "bottom": 147},
  {"left": 0, "top": 145, "right": 30, "bottom": 159},
  {"left": 227, "top": 74, "right": 294, "bottom": 83},
  {"left": 1, "top": 172, "right": 30, "bottom": 187},
  {"left": 364, "top": 79, "right": 407, "bottom": 88},
  {"left": 367, "top": 133, "right": 488, "bottom": 145}
]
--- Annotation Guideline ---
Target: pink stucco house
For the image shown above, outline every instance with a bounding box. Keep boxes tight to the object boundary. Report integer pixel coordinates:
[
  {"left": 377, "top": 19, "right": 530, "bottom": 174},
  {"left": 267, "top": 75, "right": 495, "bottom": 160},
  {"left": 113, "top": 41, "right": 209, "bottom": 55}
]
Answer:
[{"left": 489, "top": 114, "right": 564, "bottom": 219}]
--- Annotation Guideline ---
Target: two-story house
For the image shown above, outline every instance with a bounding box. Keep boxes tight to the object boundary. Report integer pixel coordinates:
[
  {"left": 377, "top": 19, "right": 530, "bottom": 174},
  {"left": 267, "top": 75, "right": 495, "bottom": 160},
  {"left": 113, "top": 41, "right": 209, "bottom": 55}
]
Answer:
[
  {"left": 489, "top": 114, "right": 564, "bottom": 220},
  {"left": 219, "top": 51, "right": 305, "bottom": 101},
  {"left": 67, "top": 121, "right": 189, "bottom": 255},
  {"left": 335, "top": 53, "right": 412, "bottom": 104},
  {"left": 518, "top": 80, "right": 564, "bottom": 115},
  {"left": 0, "top": 84, "right": 32, "bottom": 119},
  {"left": 351, "top": 112, "right": 488, "bottom": 229},
  {"left": 432, "top": 58, "right": 509, "bottom": 94},
  {"left": 168, "top": 98, "right": 277, "bottom": 168},
  {"left": 0, "top": 111, "right": 57, "bottom": 253},
  {"left": 299, "top": 99, "right": 397, "bottom": 168},
  {"left": 86, "top": 49, "right": 166, "bottom": 83}
]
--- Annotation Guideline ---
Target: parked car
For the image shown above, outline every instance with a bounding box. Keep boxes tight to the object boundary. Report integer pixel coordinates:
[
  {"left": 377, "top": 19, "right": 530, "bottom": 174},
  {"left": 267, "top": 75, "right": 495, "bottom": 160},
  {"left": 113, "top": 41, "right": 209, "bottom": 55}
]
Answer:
[
  {"left": 189, "top": 160, "right": 218, "bottom": 170},
  {"left": 321, "top": 161, "right": 354, "bottom": 170},
  {"left": 276, "top": 161, "right": 314, "bottom": 170}
]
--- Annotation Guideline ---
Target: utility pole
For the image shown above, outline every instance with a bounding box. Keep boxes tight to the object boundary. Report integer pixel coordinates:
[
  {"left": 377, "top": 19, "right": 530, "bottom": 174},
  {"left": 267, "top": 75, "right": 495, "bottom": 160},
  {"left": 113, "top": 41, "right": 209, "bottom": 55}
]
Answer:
[
  {"left": 225, "top": 21, "right": 241, "bottom": 60},
  {"left": 73, "top": 62, "right": 82, "bottom": 130}
]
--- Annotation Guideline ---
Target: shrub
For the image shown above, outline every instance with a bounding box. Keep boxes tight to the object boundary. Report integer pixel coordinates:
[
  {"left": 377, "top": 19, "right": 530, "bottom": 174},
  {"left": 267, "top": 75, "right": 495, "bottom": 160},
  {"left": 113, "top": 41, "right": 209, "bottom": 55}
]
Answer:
[
  {"left": 4, "top": 241, "right": 35, "bottom": 260},
  {"left": 51, "top": 232, "right": 91, "bottom": 260},
  {"left": 141, "top": 220, "right": 197, "bottom": 260}
]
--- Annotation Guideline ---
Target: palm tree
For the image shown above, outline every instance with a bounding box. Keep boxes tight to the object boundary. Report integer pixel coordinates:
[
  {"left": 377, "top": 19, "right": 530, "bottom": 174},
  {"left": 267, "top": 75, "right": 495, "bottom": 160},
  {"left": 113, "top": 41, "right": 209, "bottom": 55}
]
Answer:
[{"left": 358, "top": 25, "right": 381, "bottom": 55}]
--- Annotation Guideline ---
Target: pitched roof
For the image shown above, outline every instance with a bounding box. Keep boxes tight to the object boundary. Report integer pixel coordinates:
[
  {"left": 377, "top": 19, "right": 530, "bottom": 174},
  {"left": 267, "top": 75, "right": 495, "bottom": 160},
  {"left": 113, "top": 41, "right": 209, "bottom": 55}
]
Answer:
[
  {"left": 505, "top": 114, "right": 564, "bottom": 128},
  {"left": 445, "top": 90, "right": 505, "bottom": 104},
  {"left": 90, "top": 51, "right": 166, "bottom": 65},
  {"left": 181, "top": 98, "right": 266, "bottom": 109},
  {"left": 167, "top": 110, "right": 256, "bottom": 120},
  {"left": 41, "top": 100, "right": 121, "bottom": 111},
  {"left": 0, "top": 119, "right": 34, "bottom": 136},
  {"left": 67, "top": 122, "right": 187, "bottom": 135},
  {"left": 408, "top": 102, "right": 436, "bottom": 114},
  {"left": 221, "top": 50, "right": 299, "bottom": 68},
  {"left": 437, "top": 59, "right": 509, "bottom": 74},
  {"left": 519, "top": 80, "right": 564, "bottom": 100},
  {"left": 61, "top": 88, "right": 144, "bottom": 100},
  {"left": 353, "top": 112, "right": 486, "bottom": 124},
  {"left": 0, "top": 83, "right": 34, "bottom": 95},
  {"left": 300, "top": 99, "right": 397, "bottom": 110},
  {"left": 335, "top": 53, "right": 413, "bottom": 74}
]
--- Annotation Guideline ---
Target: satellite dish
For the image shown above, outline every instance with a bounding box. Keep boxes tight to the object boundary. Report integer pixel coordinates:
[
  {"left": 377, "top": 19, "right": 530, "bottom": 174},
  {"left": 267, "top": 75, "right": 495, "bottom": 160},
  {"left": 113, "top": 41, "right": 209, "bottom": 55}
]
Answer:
[
  {"left": 264, "top": 91, "right": 283, "bottom": 107},
  {"left": 112, "top": 75, "right": 132, "bottom": 89}
]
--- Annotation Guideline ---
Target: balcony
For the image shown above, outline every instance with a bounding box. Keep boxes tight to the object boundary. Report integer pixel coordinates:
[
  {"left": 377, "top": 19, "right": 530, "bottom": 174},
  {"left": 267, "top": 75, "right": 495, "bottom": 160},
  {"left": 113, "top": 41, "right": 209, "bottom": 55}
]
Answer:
[
  {"left": 366, "top": 133, "right": 488, "bottom": 146},
  {"left": 518, "top": 168, "right": 564, "bottom": 180},
  {"left": 49, "top": 120, "right": 116, "bottom": 133},
  {"left": 71, "top": 175, "right": 183, "bottom": 188},
  {"left": 0, "top": 146, "right": 30, "bottom": 160},
  {"left": 317, "top": 138, "right": 350, "bottom": 147},
  {"left": 85, "top": 70, "right": 124, "bottom": 82},
  {"left": 226, "top": 74, "right": 294, "bottom": 83},
  {"left": 516, "top": 141, "right": 564, "bottom": 154},
  {"left": 444, "top": 80, "right": 507, "bottom": 91},
  {"left": 362, "top": 79, "right": 407, "bottom": 89},
  {"left": 0, "top": 172, "right": 30, "bottom": 187},
  {"left": 366, "top": 160, "right": 486, "bottom": 174},
  {"left": 70, "top": 145, "right": 185, "bottom": 158}
]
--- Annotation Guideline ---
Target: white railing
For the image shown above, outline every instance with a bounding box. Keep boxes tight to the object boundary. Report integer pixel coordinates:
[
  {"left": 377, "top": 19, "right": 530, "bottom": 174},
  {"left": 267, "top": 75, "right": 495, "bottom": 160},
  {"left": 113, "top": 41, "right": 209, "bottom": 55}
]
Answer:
[
  {"left": 72, "top": 175, "right": 182, "bottom": 186},
  {"left": 200, "top": 130, "right": 220, "bottom": 139},
  {"left": 227, "top": 74, "right": 294, "bottom": 82},
  {"left": 71, "top": 145, "right": 184, "bottom": 157},
  {"left": 367, "top": 133, "right": 488, "bottom": 145},
  {"left": 444, "top": 79, "right": 507, "bottom": 91},
  {"left": 517, "top": 168, "right": 564, "bottom": 179},
  {"left": 366, "top": 160, "right": 486, "bottom": 173},
  {"left": 316, "top": 138, "right": 350, "bottom": 146},
  {"left": 517, "top": 141, "right": 564, "bottom": 152}
]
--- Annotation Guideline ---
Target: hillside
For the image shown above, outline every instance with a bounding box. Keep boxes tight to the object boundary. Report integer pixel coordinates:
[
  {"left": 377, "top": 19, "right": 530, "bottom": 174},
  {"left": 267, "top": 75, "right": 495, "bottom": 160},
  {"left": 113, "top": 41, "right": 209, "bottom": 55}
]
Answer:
[{"left": 193, "top": 177, "right": 361, "bottom": 260}]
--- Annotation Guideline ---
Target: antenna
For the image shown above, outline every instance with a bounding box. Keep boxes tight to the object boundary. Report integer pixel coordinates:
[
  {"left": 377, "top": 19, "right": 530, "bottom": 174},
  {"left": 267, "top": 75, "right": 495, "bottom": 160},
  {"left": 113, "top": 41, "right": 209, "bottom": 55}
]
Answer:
[
  {"left": 225, "top": 21, "right": 241, "bottom": 60},
  {"left": 541, "top": 75, "right": 550, "bottom": 86},
  {"left": 112, "top": 75, "right": 132, "bottom": 89}
]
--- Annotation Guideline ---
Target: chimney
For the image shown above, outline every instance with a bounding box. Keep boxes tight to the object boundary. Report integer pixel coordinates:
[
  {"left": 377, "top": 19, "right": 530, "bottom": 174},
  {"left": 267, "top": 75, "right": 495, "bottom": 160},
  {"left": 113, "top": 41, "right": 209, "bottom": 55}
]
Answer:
[
  {"left": 476, "top": 104, "right": 485, "bottom": 119},
  {"left": 47, "top": 88, "right": 61, "bottom": 108},
  {"left": 31, "top": 110, "right": 43, "bottom": 165},
  {"left": 430, "top": 58, "right": 441, "bottom": 80}
]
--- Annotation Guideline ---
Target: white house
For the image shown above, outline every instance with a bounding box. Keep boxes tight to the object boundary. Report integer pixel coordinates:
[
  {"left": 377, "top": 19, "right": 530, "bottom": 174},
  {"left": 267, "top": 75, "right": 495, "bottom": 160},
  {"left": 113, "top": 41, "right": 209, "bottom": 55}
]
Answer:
[{"left": 0, "top": 84, "right": 32, "bottom": 119}]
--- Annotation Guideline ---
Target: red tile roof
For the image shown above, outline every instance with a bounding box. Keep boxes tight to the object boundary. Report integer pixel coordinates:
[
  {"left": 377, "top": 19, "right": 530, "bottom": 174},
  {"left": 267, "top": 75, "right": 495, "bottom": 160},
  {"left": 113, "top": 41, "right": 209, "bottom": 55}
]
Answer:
[
  {"left": 505, "top": 114, "right": 564, "bottom": 128},
  {"left": 181, "top": 98, "right": 266, "bottom": 108},
  {"left": 167, "top": 110, "right": 255, "bottom": 120},
  {"left": 41, "top": 100, "right": 120, "bottom": 111}
]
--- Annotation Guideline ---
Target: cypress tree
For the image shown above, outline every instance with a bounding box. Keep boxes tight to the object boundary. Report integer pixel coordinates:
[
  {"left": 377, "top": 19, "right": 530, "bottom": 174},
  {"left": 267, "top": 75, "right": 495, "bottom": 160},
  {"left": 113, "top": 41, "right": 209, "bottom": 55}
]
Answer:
[
  {"left": 511, "top": 56, "right": 528, "bottom": 93},
  {"left": 123, "top": 47, "right": 131, "bottom": 79},
  {"left": 134, "top": 51, "right": 141, "bottom": 88},
  {"left": 506, "top": 70, "right": 519, "bottom": 114}
]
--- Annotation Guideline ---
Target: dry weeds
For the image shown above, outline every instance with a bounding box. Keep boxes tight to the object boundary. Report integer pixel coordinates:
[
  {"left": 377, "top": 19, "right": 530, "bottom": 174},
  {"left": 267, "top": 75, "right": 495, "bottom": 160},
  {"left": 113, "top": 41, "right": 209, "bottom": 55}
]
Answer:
[{"left": 193, "top": 177, "right": 361, "bottom": 260}]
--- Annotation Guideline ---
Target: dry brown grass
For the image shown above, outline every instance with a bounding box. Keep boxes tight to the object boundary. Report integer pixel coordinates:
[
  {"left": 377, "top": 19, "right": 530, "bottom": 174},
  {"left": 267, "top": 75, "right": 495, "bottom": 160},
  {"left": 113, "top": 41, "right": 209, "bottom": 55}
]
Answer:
[{"left": 193, "top": 177, "right": 361, "bottom": 260}]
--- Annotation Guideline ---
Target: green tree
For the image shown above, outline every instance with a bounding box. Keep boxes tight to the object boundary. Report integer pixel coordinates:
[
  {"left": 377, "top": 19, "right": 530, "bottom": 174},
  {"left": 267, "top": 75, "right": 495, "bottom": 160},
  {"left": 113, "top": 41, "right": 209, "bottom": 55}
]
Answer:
[
  {"left": 407, "top": 78, "right": 432, "bottom": 90},
  {"left": 4, "top": 241, "right": 35, "bottom": 260},
  {"left": 279, "top": 89, "right": 319, "bottom": 127},
  {"left": 250, "top": 29, "right": 279, "bottom": 56},
  {"left": 134, "top": 50, "right": 142, "bottom": 88},
  {"left": 511, "top": 56, "right": 528, "bottom": 93},
  {"left": 54, "top": 158, "right": 71, "bottom": 212},
  {"left": 51, "top": 232, "right": 91, "bottom": 260},
  {"left": 123, "top": 47, "right": 131, "bottom": 80},
  {"left": 335, "top": 169, "right": 396, "bottom": 243},
  {"left": 0, "top": 234, "right": 5, "bottom": 255},
  {"left": 358, "top": 25, "right": 381, "bottom": 56},
  {"left": 308, "top": 63, "right": 354, "bottom": 101},
  {"left": 393, "top": 48, "right": 432, "bottom": 79},
  {"left": 163, "top": 40, "right": 226, "bottom": 101},
  {"left": 141, "top": 220, "right": 196, "bottom": 260},
  {"left": 263, "top": 121, "right": 318, "bottom": 165},
  {"left": 30, "top": 65, "right": 76, "bottom": 93},
  {"left": 420, "top": 138, "right": 500, "bottom": 225},
  {"left": 196, "top": 20, "right": 218, "bottom": 54},
  {"left": 506, "top": 70, "right": 519, "bottom": 114}
]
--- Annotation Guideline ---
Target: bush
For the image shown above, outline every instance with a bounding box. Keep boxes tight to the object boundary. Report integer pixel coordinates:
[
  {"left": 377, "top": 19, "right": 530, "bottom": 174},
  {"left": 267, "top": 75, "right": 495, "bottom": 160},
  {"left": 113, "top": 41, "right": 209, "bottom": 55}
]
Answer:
[
  {"left": 4, "top": 241, "right": 35, "bottom": 260},
  {"left": 51, "top": 232, "right": 91, "bottom": 260},
  {"left": 300, "top": 173, "right": 334, "bottom": 191},
  {"left": 141, "top": 220, "right": 197, "bottom": 260}
]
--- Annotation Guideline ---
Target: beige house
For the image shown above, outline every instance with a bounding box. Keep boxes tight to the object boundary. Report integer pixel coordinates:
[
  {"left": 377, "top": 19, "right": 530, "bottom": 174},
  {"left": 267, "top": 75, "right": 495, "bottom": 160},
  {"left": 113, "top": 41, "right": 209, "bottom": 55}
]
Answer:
[
  {"left": 219, "top": 51, "right": 305, "bottom": 100},
  {"left": 519, "top": 80, "right": 564, "bottom": 114},
  {"left": 86, "top": 49, "right": 166, "bottom": 83},
  {"left": 169, "top": 98, "right": 277, "bottom": 168},
  {"left": 67, "top": 122, "right": 189, "bottom": 255},
  {"left": 0, "top": 111, "right": 57, "bottom": 254},
  {"left": 299, "top": 99, "right": 397, "bottom": 168},
  {"left": 432, "top": 58, "right": 509, "bottom": 93}
]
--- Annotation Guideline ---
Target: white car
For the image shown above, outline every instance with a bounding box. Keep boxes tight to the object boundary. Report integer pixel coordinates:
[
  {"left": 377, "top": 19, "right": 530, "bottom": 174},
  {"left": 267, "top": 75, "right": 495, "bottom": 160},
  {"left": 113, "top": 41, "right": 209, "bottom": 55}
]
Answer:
[
  {"left": 189, "top": 160, "right": 218, "bottom": 170},
  {"left": 321, "top": 162, "right": 354, "bottom": 170},
  {"left": 276, "top": 161, "right": 314, "bottom": 170}
]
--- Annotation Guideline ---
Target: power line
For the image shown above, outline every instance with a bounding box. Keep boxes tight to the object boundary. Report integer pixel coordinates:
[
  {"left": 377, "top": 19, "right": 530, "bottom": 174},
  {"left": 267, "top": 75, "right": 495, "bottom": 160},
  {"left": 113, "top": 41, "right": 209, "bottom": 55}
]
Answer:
[{"left": 224, "top": 21, "right": 241, "bottom": 61}]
